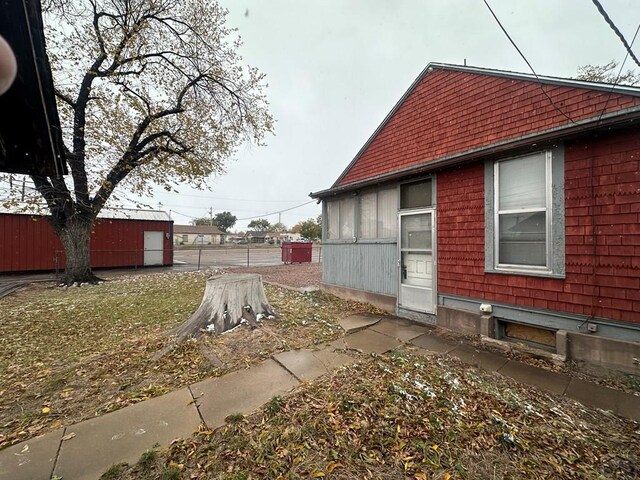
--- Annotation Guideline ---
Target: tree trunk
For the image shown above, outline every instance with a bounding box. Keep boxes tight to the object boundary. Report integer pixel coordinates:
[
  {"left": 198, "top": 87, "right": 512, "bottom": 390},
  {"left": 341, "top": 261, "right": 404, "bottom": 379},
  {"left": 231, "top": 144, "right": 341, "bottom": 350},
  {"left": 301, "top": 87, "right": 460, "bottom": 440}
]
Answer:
[
  {"left": 57, "top": 216, "right": 100, "bottom": 285},
  {"left": 178, "top": 273, "right": 275, "bottom": 337}
]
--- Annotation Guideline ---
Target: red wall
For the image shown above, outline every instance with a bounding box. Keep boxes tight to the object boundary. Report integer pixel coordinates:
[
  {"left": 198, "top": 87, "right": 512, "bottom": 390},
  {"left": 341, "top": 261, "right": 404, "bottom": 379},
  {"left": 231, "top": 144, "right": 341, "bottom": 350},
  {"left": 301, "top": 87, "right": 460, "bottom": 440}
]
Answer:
[
  {"left": 339, "top": 69, "right": 640, "bottom": 186},
  {"left": 437, "top": 128, "right": 640, "bottom": 325},
  {"left": 0, "top": 215, "right": 172, "bottom": 273}
]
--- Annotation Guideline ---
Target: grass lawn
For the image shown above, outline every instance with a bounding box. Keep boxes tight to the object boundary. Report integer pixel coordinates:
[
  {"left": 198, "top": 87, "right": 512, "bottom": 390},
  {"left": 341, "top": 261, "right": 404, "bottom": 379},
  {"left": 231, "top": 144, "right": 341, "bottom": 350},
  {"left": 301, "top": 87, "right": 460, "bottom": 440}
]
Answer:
[
  {"left": 108, "top": 350, "right": 639, "bottom": 480},
  {"left": 0, "top": 270, "right": 383, "bottom": 450}
]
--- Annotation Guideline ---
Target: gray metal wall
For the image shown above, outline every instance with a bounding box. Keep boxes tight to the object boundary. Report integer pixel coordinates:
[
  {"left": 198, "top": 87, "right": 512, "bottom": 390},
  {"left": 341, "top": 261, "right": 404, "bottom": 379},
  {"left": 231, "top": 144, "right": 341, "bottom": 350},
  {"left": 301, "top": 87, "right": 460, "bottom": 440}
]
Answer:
[{"left": 322, "top": 242, "right": 397, "bottom": 296}]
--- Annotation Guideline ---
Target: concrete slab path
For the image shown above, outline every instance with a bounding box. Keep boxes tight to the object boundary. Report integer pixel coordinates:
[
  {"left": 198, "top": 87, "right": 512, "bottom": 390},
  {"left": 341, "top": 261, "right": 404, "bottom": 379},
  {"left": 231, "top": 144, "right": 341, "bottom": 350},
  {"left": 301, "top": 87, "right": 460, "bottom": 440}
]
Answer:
[
  {"left": 190, "top": 359, "right": 299, "bottom": 430},
  {"left": 1, "top": 314, "right": 639, "bottom": 480},
  {"left": 53, "top": 388, "right": 201, "bottom": 480},
  {"left": 274, "top": 349, "right": 354, "bottom": 382}
]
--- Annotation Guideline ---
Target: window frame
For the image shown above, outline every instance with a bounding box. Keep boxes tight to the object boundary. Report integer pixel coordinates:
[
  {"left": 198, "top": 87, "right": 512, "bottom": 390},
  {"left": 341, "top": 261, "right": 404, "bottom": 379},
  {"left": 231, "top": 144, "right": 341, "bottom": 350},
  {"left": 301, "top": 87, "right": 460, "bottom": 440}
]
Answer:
[
  {"left": 485, "top": 147, "right": 565, "bottom": 278},
  {"left": 323, "top": 184, "right": 400, "bottom": 243}
]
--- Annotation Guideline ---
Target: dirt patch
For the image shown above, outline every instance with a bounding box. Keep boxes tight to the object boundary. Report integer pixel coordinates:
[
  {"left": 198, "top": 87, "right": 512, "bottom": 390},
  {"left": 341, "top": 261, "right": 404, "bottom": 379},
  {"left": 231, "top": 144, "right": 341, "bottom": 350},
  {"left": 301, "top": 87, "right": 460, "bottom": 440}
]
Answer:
[{"left": 229, "top": 263, "right": 322, "bottom": 289}]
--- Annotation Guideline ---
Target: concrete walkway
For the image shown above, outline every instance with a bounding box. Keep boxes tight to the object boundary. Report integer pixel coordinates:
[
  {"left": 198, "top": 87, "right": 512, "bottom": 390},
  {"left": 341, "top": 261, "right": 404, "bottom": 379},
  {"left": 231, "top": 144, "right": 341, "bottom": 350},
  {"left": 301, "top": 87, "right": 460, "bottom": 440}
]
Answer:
[{"left": 1, "top": 315, "right": 639, "bottom": 480}]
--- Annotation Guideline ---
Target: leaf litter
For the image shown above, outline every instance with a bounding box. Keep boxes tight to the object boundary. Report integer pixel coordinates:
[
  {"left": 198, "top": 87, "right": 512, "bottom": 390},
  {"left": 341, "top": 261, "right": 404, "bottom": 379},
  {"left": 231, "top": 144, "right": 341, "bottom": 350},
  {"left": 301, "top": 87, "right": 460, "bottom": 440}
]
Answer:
[
  {"left": 112, "top": 350, "right": 640, "bottom": 480},
  {"left": 0, "top": 270, "right": 383, "bottom": 450}
]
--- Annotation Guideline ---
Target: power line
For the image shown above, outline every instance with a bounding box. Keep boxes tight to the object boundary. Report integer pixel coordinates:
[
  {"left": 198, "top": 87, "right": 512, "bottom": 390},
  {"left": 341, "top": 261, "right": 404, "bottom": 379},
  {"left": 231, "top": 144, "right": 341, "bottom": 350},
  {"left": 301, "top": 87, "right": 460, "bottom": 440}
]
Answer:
[
  {"left": 596, "top": 21, "right": 640, "bottom": 123},
  {"left": 236, "top": 200, "right": 317, "bottom": 222},
  {"left": 591, "top": 0, "right": 640, "bottom": 68},
  {"left": 482, "top": 0, "right": 576, "bottom": 125}
]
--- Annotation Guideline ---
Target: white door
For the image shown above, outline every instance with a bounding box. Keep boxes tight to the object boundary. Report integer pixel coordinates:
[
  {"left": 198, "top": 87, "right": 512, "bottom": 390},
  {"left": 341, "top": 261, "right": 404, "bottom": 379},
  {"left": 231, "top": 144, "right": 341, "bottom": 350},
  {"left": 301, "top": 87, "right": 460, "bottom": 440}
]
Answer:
[
  {"left": 144, "top": 231, "right": 164, "bottom": 266},
  {"left": 398, "top": 210, "right": 435, "bottom": 313}
]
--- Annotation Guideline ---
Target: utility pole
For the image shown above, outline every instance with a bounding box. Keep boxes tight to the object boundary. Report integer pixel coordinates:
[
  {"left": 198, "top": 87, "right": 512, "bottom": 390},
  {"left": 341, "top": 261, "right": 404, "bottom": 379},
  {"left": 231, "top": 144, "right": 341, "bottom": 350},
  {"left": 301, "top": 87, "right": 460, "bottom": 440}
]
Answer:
[{"left": 209, "top": 206, "right": 213, "bottom": 226}]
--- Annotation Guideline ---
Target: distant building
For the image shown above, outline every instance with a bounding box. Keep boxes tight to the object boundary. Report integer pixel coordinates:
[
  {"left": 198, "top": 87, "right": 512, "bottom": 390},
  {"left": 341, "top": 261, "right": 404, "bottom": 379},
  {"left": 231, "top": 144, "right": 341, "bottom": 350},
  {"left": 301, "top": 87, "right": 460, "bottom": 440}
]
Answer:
[{"left": 173, "top": 224, "right": 226, "bottom": 245}]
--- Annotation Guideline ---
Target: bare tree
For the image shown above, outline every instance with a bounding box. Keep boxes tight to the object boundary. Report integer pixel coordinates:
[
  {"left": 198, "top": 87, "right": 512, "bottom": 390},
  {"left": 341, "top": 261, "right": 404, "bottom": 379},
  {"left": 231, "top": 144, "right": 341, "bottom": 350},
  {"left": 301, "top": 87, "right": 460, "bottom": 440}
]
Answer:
[
  {"left": 10, "top": 0, "right": 273, "bottom": 283},
  {"left": 576, "top": 60, "right": 640, "bottom": 85}
]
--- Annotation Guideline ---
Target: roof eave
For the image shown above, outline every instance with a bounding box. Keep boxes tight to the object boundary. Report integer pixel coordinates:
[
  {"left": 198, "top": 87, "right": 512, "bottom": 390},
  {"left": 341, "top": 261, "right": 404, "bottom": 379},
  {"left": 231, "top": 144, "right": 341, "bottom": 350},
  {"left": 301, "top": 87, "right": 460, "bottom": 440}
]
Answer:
[
  {"left": 326, "top": 61, "right": 640, "bottom": 192},
  {"left": 311, "top": 106, "right": 640, "bottom": 199}
]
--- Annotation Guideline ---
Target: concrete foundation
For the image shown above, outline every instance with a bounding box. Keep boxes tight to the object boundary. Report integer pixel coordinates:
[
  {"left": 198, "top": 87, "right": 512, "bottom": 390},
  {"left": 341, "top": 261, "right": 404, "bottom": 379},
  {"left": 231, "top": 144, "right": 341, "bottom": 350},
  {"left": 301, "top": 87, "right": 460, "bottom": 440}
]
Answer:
[
  {"left": 320, "top": 283, "right": 396, "bottom": 312},
  {"left": 436, "top": 305, "right": 483, "bottom": 334},
  {"left": 567, "top": 331, "right": 640, "bottom": 375}
]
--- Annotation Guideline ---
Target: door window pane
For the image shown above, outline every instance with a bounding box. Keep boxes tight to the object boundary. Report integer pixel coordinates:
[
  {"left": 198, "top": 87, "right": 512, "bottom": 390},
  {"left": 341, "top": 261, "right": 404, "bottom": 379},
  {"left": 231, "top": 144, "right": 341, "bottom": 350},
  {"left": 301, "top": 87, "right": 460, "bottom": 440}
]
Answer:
[
  {"left": 400, "top": 179, "right": 432, "bottom": 209},
  {"left": 498, "top": 153, "right": 546, "bottom": 210},
  {"left": 401, "top": 214, "right": 431, "bottom": 250},
  {"left": 359, "top": 192, "right": 376, "bottom": 238},
  {"left": 498, "top": 212, "right": 546, "bottom": 266},
  {"left": 377, "top": 187, "right": 398, "bottom": 237}
]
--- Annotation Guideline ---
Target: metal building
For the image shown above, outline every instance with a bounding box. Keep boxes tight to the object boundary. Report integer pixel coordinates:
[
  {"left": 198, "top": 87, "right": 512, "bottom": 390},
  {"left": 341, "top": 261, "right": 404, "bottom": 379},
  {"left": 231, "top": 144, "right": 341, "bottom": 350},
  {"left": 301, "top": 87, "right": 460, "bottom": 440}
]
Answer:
[{"left": 0, "top": 207, "right": 173, "bottom": 273}]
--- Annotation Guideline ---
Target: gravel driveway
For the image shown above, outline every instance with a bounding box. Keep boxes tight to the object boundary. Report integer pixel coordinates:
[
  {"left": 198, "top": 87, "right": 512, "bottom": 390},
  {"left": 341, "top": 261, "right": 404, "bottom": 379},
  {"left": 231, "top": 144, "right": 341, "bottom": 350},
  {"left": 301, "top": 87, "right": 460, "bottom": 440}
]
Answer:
[{"left": 229, "top": 263, "right": 321, "bottom": 289}]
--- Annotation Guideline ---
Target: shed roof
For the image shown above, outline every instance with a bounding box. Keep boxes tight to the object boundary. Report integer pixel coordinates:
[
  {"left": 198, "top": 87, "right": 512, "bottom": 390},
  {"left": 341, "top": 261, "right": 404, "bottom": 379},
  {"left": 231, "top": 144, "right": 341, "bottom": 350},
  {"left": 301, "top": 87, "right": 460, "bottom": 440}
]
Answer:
[
  {"left": 311, "top": 63, "right": 640, "bottom": 198},
  {"left": 0, "top": 204, "right": 171, "bottom": 221}
]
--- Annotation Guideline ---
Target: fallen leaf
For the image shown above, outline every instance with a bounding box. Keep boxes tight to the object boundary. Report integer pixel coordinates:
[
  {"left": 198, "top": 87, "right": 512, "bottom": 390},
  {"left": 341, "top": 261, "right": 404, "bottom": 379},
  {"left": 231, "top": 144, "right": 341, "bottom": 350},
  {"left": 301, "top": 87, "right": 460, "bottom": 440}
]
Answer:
[
  {"left": 50, "top": 420, "right": 63, "bottom": 429},
  {"left": 312, "top": 472, "right": 325, "bottom": 478},
  {"left": 41, "top": 407, "right": 50, "bottom": 414},
  {"left": 61, "top": 432, "right": 76, "bottom": 441}
]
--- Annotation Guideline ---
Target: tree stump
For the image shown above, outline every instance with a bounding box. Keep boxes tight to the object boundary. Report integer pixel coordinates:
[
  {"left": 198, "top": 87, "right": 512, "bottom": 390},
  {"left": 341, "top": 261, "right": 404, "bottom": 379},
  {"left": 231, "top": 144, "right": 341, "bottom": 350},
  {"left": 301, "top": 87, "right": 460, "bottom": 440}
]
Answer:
[
  {"left": 154, "top": 273, "right": 276, "bottom": 360},
  {"left": 168, "top": 273, "right": 275, "bottom": 343}
]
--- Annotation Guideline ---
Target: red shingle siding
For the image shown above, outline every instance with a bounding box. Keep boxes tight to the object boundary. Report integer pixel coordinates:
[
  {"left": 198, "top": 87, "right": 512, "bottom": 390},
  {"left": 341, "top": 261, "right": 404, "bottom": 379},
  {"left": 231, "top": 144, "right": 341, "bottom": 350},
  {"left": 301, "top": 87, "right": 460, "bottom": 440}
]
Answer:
[
  {"left": 437, "top": 128, "right": 640, "bottom": 324},
  {"left": 340, "top": 70, "right": 640, "bottom": 186}
]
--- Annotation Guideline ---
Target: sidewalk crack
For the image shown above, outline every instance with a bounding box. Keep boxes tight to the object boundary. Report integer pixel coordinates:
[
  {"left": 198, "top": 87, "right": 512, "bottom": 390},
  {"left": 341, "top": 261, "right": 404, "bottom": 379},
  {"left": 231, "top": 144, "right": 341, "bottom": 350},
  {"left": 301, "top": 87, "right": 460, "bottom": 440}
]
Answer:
[
  {"left": 50, "top": 426, "right": 66, "bottom": 479},
  {"left": 187, "top": 386, "right": 208, "bottom": 430}
]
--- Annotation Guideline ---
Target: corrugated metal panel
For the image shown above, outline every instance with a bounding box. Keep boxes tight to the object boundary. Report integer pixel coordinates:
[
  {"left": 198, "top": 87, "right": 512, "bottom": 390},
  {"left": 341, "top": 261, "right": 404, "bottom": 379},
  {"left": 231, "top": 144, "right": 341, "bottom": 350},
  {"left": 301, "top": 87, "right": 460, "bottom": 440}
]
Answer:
[
  {"left": 0, "top": 213, "right": 173, "bottom": 272},
  {"left": 322, "top": 242, "right": 397, "bottom": 296},
  {"left": 0, "top": 204, "right": 171, "bottom": 221}
]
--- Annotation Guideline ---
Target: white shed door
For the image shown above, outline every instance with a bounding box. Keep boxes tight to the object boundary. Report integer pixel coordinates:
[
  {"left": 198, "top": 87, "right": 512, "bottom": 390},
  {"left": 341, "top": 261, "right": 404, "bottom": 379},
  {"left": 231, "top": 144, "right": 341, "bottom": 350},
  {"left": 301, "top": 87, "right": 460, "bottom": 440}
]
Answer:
[{"left": 144, "top": 231, "right": 164, "bottom": 266}]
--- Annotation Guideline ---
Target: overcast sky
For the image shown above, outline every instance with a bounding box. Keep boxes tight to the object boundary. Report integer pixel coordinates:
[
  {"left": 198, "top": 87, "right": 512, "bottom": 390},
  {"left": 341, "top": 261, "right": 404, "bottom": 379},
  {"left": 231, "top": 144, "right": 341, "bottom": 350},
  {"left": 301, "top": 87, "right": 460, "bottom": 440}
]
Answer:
[{"left": 146, "top": 0, "right": 639, "bottom": 231}]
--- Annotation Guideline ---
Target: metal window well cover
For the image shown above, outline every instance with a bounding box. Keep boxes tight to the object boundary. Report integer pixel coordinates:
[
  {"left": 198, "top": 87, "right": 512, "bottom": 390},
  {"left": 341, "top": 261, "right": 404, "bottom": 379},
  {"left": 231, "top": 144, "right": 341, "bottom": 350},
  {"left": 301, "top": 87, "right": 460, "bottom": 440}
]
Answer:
[{"left": 0, "top": 0, "right": 67, "bottom": 176}]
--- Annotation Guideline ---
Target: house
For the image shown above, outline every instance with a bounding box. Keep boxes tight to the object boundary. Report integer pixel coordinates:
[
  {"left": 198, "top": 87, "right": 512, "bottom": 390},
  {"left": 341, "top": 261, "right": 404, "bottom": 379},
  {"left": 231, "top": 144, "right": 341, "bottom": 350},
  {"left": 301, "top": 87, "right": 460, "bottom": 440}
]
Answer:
[
  {"left": 173, "top": 224, "right": 225, "bottom": 245},
  {"left": 246, "top": 231, "right": 270, "bottom": 244},
  {"left": 0, "top": 207, "right": 173, "bottom": 272},
  {"left": 311, "top": 63, "right": 640, "bottom": 374}
]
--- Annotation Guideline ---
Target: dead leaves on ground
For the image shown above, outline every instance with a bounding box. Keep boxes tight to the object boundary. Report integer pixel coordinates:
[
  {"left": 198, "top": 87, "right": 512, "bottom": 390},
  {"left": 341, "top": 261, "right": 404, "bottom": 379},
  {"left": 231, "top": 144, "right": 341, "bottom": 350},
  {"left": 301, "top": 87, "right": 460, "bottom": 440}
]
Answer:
[{"left": 138, "top": 352, "right": 639, "bottom": 479}]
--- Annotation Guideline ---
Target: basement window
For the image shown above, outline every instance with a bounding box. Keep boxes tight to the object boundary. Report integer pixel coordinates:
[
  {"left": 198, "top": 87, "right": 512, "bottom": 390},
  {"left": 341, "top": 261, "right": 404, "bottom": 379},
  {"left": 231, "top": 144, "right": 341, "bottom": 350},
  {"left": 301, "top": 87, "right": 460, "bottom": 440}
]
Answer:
[{"left": 498, "top": 319, "right": 556, "bottom": 351}]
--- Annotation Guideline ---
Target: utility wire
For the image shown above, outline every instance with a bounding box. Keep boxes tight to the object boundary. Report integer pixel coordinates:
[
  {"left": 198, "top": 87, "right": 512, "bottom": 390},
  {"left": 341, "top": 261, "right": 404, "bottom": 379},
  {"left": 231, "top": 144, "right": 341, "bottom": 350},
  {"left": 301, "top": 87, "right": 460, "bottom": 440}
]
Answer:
[
  {"left": 482, "top": 0, "right": 576, "bottom": 124},
  {"left": 236, "top": 200, "right": 317, "bottom": 222},
  {"left": 591, "top": 0, "right": 640, "bottom": 68},
  {"left": 596, "top": 21, "right": 640, "bottom": 124}
]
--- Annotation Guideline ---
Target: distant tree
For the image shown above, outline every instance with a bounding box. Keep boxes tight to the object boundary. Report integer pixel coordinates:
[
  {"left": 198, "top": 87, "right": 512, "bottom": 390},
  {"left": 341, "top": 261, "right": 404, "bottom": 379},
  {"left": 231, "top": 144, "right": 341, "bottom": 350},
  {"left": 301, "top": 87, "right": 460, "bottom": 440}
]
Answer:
[
  {"left": 290, "top": 222, "right": 302, "bottom": 234},
  {"left": 248, "top": 218, "right": 271, "bottom": 231},
  {"left": 191, "top": 217, "right": 212, "bottom": 226},
  {"left": 299, "top": 217, "right": 322, "bottom": 241},
  {"left": 576, "top": 60, "right": 640, "bottom": 85},
  {"left": 213, "top": 211, "right": 237, "bottom": 232},
  {"left": 271, "top": 222, "right": 287, "bottom": 233}
]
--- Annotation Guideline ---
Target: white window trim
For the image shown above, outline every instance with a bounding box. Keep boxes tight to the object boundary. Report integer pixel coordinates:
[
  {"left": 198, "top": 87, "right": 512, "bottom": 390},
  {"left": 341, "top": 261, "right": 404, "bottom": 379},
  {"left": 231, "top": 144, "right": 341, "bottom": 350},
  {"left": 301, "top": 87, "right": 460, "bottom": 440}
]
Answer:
[
  {"left": 494, "top": 151, "right": 552, "bottom": 274},
  {"left": 485, "top": 147, "right": 565, "bottom": 279}
]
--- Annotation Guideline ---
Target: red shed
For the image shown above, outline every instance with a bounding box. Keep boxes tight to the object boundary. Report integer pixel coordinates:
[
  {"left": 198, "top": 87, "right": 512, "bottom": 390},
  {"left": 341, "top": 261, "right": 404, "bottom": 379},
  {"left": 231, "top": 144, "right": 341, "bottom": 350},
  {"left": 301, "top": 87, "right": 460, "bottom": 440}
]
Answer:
[{"left": 0, "top": 207, "right": 173, "bottom": 273}]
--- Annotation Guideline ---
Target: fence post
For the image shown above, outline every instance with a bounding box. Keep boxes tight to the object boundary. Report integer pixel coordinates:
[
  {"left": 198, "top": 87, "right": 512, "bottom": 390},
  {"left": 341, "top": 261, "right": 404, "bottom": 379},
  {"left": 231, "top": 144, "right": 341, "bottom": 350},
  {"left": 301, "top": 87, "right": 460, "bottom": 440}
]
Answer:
[
  {"left": 197, "top": 248, "right": 202, "bottom": 271},
  {"left": 246, "top": 247, "right": 250, "bottom": 267}
]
